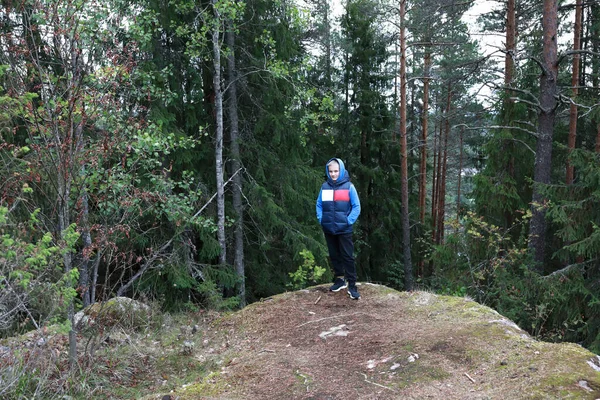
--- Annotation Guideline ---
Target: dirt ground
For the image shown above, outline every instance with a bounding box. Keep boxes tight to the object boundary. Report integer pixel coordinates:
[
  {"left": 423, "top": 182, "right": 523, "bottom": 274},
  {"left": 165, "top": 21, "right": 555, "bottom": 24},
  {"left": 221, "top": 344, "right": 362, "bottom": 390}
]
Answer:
[{"left": 179, "top": 283, "right": 600, "bottom": 399}]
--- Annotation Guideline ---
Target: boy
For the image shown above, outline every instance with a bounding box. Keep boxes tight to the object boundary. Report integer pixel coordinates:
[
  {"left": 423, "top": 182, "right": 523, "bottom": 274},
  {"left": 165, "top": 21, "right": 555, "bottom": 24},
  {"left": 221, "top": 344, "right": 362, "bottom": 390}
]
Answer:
[{"left": 316, "top": 158, "right": 361, "bottom": 299}]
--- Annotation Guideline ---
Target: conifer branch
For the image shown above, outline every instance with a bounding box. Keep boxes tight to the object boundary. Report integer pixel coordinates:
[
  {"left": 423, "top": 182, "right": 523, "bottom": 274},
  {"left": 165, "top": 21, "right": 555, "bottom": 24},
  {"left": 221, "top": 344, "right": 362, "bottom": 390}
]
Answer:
[
  {"left": 543, "top": 258, "right": 598, "bottom": 279},
  {"left": 116, "top": 168, "right": 245, "bottom": 296},
  {"left": 556, "top": 50, "right": 600, "bottom": 66}
]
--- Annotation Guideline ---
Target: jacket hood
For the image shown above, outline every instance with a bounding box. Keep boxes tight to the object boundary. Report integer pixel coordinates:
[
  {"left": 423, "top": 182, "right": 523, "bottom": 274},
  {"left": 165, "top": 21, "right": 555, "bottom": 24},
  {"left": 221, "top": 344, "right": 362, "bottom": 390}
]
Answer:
[{"left": 326, "top": 158, "right": 349, "bottom": 185}]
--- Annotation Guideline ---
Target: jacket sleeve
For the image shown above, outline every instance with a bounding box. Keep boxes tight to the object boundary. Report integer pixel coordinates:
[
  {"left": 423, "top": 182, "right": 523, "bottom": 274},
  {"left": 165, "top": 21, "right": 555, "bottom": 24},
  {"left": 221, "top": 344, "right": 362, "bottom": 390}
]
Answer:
[
  {"left": 316, "top": 188, "right": 323, "bottom": 223},
  {"left": 347, "top": 184, "right": 361, "bottom": 225}
]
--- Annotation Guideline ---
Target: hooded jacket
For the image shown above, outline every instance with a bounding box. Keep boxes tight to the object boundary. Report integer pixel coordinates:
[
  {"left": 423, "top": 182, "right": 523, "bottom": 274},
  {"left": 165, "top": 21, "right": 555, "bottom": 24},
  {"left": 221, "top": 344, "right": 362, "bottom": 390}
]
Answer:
[{"left": 316, "top": 158, "right": 361, "bottom": 235}]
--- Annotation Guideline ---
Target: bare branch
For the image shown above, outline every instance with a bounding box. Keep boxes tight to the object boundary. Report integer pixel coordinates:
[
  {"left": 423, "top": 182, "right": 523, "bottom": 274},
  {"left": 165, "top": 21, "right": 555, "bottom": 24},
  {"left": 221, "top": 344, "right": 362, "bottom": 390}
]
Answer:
[
  {"left": 543, "top": 258, "right": 598, "bottom": 279},
  {"left": 557, "top": 50, "right": 600, "bottom": 66},
  {"left": 459, "top": 124, "right": 539, "bottom": 149},
  {"left": 407, "top": 41, "right": 466, "bottom": 48},
  {"left": 558, "top": 94, "right": 600, "bottom": 118},
  {"left": 192, "top": 167, "right": 244, "bottom": 220},
  {"left": 115, "top": 167, "right": 245, "bottom": 296}
]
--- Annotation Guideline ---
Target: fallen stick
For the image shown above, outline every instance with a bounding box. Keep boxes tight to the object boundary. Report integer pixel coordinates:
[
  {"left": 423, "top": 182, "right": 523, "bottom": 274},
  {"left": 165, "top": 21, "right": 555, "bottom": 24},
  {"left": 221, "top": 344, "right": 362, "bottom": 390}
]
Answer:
[
  {"left": 296, "top": 312, "right": 365, "bottom": 328},
  {"left": 464, "top": 372, "right": 476, "bottom": 383},
  {"left": 357, "top": 372, "right": 397, "bottom": 392},
  {"left": 314, "top": 295, "right": 322, "bottom": 305}
]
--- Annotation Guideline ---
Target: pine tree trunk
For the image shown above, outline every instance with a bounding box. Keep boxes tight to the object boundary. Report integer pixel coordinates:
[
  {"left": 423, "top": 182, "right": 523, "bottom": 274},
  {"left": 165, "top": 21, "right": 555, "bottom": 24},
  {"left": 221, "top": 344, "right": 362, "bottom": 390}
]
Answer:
[
  {"left": 212, "top": 0, "right": 227, "bottom": 266},
  {"left": 399, "top": 0, "right": 413, "bottom": 291},
  {"left": 592, "top": 4, "right": 599, "bottom": 89},
  {"left": 437, "top": 87, "right": 452, "bottom": 245},
  {"left": 580, "top": 6, "right": 589, "bottom": 87},
  {"left": 528, "top": 0, "right": 558, "bottom": 268},
  {"left": 503, "top": 0, "right": 517, "bottom": 228},
  {"left": 431, "top": 113, "right": 441, "bottom": 244},
  {"left": 596, "top": 123, "right": 600, "bottom": 153},
  {"left": 427, "top": 112, "right": 440, "bottom": 277},
  {"left": 505, "top": 0, "right": 515, "bottom": 92},
  {"left": 419, "top": 51, "right": 430, "bottom": 225},
  {"left": 226, "top": 27, "right": 245, "bottom": 307},
  {"left": 566, "top": 0, "right": 582, "bottom": 185},
  {"left": 593, "top": 4, "right": 599, "bottom": 154},
  {"left": 324, "top": 0, "right": 331, "bottom": 85},
  {"left": 456, "top": 126, "right": 463, "bottom": 226}
]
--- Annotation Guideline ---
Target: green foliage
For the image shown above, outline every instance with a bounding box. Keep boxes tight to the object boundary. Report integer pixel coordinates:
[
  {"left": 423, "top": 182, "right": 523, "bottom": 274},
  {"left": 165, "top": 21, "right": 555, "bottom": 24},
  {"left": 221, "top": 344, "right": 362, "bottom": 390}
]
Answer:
[
  {"left": 429, "top": 211, "right": 600, "bottom": 353},
  {"left": 287, "top": 249, "right": 327, "bottom": 290},
  {"left": 543, "top": 147, "right": 600, "bottom": 262},
  {"left": 0, "top": 208, "right": 79, "bottom": 336},
  {"left": 385, "top": 260, "right": 405, "bottom": 289},
  {"left": 0, "top": 0, "right": 598, "bottom": 362}
]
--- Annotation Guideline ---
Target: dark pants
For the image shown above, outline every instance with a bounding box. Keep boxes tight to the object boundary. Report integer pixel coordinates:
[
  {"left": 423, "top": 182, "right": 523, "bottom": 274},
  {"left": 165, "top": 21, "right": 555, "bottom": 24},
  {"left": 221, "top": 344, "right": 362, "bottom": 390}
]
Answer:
[{"left": 324, "top": 232, "right": 357, "bottom": 285}]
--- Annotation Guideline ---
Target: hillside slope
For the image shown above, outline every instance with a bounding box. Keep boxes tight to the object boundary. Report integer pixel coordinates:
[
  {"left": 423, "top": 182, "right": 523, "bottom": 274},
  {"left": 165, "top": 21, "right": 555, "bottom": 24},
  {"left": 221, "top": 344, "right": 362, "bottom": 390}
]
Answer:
[{"left": 165, "top": 283, "right": 600, "bottom": 399}]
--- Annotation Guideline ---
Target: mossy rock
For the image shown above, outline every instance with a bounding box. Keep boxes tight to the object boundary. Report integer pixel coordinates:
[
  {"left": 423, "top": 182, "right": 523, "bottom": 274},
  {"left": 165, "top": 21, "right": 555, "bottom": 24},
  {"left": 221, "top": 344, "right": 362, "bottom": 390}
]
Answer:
[{"left": 75, "top": 296, "right": 151, "bottom": 331}]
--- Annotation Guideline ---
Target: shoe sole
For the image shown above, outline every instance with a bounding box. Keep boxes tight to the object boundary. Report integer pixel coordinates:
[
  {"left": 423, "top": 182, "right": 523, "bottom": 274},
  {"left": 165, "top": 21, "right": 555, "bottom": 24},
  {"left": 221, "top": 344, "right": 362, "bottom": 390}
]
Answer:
[
  {"left": 330, "top": 285, "right": 347, "bottom": 292},
  {"left": 347, "top": 290, "right": 360, "bottom": 300}
]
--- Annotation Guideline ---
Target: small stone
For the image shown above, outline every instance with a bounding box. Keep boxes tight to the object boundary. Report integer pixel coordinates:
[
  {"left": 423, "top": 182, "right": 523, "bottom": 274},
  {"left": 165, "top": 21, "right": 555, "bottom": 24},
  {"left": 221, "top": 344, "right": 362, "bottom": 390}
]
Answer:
[
  {"left": 578, "top": 380, "right": 593, "bottom": 392},
  {"left": 182, "top": 340, "right": 194, "bottom": 355},
  {"left": 500, "top": 360, "right": 508, "bottom": 366}
]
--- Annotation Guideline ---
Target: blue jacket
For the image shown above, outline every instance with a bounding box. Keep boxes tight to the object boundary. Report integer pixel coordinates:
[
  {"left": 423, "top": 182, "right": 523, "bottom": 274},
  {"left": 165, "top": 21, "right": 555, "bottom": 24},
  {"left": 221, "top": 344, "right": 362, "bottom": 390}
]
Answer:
[{"left": 316, "top": 158, "right": 361, "bottom": 235}]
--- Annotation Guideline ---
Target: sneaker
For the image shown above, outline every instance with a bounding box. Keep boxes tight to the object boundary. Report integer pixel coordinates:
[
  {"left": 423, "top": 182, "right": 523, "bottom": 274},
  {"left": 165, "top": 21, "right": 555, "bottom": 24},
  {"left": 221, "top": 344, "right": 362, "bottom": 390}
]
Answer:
[
  {"left": 347, "top": 285, "right": 360, "bottom": 300},
  {"left": 329, "top": 278, "right": 347, "bottom": 292}
]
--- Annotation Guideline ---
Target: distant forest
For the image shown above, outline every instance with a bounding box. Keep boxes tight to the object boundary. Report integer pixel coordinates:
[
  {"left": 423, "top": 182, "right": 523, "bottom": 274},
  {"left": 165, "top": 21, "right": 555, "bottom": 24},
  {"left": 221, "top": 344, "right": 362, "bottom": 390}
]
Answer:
[{"left": 1, "top": 0, "right": 599, "bottom": 360}]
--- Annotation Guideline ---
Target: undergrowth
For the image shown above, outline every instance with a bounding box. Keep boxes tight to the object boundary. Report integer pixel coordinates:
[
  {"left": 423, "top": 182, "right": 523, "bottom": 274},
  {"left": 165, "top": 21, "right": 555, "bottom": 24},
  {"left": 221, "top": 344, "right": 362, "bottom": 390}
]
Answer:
[
  {"left": 0, "top": 304, "right": 222, "bottom": 399},
  {"left": 427, "top": 212, "right": 600, "bottom": 354}
]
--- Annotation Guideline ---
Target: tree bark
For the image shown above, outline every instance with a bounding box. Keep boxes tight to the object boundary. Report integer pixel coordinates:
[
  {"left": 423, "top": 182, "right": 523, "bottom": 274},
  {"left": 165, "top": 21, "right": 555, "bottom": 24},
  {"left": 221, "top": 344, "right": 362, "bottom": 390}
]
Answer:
[
  {"left": 431, "top": 111, "right": 441, "bottom": 244},
  {"left": 593, "top": 4, "right": 599, "bottom": 154},
  {"left": 566, "top": 0, "right": 582, "bottom": 185},
  {"left": 528, "top": 0, "right": 558, "bottom": 268},
  {"left": 226, "top": 26, "right": 245, "bottom": 307},
  {"left": 427, "top": 107, "right": 440, "bottom": 277},
  {"left": 324, "top": 0, "right": 331, "bottom": 85},
  {"left": 79, "top": 162, "right": 92, "bottom": 308},
  {"left": 212, "top": 0, "right": 227, "bottom": 266},
  {"left": 503, "top": 0, "right": 517, "bottom": 228},
  {"left": 419, "top": 50, "right": 431, "bottom": 225},
  {"left": 596, "top": 122, "right": 600, "bottom": 154},
  {"left": 399, "top": 0, "right": 413, "bottom": 291},
  {"left": 456, "top": 126, "right": 464, "bottom": 226},
  {"left": 436, "top": 86, "right": 452, "bottom": 245},
  {"left": 505, "top": 0, "right": 516, "bottom": 92}
]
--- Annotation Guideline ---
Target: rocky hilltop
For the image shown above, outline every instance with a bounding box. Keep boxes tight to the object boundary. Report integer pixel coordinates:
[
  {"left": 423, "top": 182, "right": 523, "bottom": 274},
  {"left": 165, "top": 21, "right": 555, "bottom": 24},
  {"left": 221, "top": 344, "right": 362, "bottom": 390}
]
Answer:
[{"left": 158, "top": 283, "right": 600, "bottom": 399}]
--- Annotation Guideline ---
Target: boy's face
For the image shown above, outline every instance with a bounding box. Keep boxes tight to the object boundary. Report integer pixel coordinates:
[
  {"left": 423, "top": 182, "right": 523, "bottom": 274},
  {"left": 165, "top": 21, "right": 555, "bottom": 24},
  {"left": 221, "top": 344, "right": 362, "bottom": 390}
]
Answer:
[{"left": 328, "top": 162, "right": 340, "bottom": 181}]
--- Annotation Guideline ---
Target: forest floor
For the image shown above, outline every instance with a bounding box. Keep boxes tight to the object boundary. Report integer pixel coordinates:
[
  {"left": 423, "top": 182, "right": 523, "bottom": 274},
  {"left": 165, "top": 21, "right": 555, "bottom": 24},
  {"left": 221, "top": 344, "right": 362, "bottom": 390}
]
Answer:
[
  {"left": 159, "top": 283, "right": 600, "bottom": 399},
  {"left": 3, "top": 284, "right": 600, "bottom": 399}
]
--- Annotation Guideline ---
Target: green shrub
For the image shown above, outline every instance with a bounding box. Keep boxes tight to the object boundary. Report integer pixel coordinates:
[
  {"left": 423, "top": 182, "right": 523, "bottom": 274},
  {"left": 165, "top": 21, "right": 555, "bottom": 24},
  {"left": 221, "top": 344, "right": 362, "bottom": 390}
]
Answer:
[{"left": 287, "top": 249, "right": 327, "bottom": 290}]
